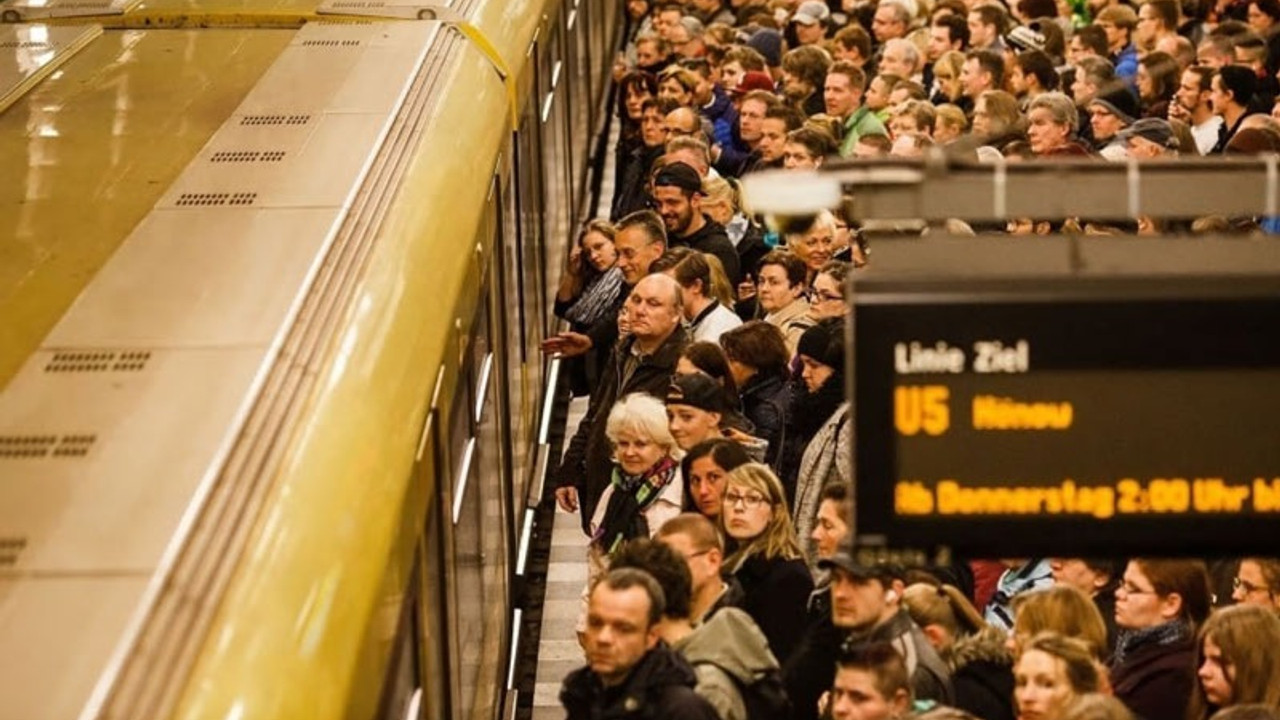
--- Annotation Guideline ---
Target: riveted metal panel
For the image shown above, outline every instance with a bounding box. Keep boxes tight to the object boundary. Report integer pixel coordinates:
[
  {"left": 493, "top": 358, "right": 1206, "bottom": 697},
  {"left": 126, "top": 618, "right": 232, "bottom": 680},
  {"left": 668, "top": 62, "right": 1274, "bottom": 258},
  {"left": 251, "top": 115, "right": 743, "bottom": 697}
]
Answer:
[
  {"left": 44, "top": 208, "right": 343, "bottom": 348},
  {"left": 0, "top": 348, "right": 267, "bottom": 573}
]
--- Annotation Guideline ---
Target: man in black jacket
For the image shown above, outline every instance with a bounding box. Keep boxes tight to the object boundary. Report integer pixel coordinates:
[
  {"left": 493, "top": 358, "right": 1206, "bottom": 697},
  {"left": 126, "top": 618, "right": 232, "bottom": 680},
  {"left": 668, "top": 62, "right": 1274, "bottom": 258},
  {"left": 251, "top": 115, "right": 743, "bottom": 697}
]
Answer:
[
  {"left": 651, "top": 162, "right": 741, "bottom": 285},
  {"left": 554, "top": 272, "right": 689, "bottom": 532},
  {"left": 561, "top": 568, "right": 719, "bottom": 720},
  {"left": 785, "top": 546, "right": 954, "bottom": 720}
]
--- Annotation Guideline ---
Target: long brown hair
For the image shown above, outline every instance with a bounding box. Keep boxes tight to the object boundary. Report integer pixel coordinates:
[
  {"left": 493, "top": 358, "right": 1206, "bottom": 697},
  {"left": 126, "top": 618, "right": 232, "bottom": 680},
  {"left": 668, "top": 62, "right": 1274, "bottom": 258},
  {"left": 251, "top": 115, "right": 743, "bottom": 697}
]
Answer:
[{"left": 1187, "top": 605, "right": 1280, "bottom": 720}]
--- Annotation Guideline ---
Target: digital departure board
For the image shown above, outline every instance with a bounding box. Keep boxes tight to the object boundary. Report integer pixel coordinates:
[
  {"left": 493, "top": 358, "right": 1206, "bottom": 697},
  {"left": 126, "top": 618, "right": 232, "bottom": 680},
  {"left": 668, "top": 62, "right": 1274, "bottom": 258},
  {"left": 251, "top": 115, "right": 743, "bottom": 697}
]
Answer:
[{"left": 850, "top": 238, "right": 1280, "bottom": 558}]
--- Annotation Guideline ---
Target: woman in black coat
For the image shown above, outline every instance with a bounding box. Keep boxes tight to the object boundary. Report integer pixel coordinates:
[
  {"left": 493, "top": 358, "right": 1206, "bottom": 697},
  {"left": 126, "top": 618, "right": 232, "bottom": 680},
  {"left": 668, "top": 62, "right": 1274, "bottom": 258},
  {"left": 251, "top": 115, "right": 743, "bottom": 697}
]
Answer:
[
  {"left": 719, "top": 321, "right": 793, "bottom": 483},
  {"left": 719, "top": 461, "right": 813, "bottom": 666}
]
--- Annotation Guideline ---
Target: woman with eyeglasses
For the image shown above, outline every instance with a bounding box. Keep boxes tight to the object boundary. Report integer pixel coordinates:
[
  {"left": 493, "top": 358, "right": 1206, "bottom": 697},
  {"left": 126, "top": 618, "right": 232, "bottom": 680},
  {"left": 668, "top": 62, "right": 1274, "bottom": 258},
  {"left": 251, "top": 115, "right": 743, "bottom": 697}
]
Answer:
[
  {"left": 1110, "top": 559, "right": 1213, "bottom": 720},
  {"left": 721, "top": 462, "right": 813, "bottom": 665},
  {"left": 1187, "top": 604, "right": 1280, "bottom": 720},
  {"left": 1231, "top": 557, "right": 1280, "bottom": 611},
  {"left": 810, "top": 260, "right": 851, "bottom": 321}
]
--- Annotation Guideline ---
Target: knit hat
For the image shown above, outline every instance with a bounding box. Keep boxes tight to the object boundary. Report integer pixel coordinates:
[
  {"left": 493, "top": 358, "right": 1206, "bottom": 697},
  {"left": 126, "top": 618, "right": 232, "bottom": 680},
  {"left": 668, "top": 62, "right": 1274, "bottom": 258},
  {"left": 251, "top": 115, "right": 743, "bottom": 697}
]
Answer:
[
  {"left": 731, "top": 70, "right": 776, "bottom": 96},
  {"left": 1088, "top": 83, "right": 1139, "bottom": 126},
  {"left": 796, "top": 318, "right": 844, "bottom": 369},
  {"left": 665, "top": 372, "right": 731, "bottom": 414},
  {"left": 746, "top": 28, "right": 783, "bottom": 67},
  {"left": 1005, "top": 24, "right": 1047, "bottom": 53}
]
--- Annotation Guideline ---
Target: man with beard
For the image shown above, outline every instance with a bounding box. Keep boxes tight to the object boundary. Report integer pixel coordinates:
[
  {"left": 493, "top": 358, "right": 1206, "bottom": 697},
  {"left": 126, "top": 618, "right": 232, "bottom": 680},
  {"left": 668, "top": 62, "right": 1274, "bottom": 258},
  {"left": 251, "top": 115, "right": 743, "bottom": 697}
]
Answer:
[
  {"left": 652, "top": 162, "right": 741, "bottom": 285},
  {"left": 1169, "top": 64, "right": 1223, "bottom": 154}
]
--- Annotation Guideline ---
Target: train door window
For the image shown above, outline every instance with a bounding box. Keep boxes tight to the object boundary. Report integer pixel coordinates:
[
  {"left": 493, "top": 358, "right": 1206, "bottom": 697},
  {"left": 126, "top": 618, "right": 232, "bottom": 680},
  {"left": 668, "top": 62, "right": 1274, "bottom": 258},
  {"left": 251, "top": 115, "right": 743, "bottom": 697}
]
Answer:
[{"left": 376, "top": 561, "right": 424, "bottom": 720}]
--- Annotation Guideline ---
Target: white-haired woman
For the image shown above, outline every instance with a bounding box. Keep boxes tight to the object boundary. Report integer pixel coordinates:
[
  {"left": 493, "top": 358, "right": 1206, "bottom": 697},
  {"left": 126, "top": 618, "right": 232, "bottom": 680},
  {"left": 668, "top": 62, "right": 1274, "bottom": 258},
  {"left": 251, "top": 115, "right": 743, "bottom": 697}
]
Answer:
[{"left": 576, "top": 392, "right": 685, "bottom": 637}]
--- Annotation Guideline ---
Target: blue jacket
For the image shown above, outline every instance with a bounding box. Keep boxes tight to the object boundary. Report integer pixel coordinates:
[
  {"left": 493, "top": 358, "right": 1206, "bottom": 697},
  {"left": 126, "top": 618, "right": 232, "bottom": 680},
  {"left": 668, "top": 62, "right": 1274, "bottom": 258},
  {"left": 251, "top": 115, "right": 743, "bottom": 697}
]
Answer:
[{"left": 701, "top": 85, "right": 738, "bottom": 151}]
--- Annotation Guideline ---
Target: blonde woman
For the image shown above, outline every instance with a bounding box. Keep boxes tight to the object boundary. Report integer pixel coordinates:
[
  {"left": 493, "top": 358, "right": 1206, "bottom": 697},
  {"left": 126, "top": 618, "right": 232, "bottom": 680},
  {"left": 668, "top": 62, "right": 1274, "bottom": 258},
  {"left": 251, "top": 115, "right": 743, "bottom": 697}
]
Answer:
[{"left": 721, "top": 462, "right": 813, "bottom": 664}]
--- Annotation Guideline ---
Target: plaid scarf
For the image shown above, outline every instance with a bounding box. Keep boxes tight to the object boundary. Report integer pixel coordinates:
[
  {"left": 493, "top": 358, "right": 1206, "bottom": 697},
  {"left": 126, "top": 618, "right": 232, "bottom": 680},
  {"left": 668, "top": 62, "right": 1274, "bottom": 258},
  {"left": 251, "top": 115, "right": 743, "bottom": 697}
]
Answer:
[
  {"left": 593, "top": 456, "right": 678, "bottom": 555},
  {"left": 1113, "top": 619, "right": 1191, "bottom": 666}
]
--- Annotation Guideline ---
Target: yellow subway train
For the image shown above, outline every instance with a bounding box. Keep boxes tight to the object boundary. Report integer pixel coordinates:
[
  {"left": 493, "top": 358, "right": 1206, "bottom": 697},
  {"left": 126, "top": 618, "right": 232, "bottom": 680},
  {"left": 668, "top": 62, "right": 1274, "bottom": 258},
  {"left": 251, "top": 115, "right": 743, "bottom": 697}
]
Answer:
[{"left": 0, "top": 0, "right": 615, "bottom": 718}]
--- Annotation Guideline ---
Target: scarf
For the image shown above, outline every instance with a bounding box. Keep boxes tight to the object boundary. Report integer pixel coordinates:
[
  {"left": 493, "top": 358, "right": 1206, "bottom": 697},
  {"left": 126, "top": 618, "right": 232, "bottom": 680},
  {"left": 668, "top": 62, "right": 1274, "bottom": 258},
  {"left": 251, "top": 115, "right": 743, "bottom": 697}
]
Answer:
[
  {"left": 1113, "top": 619, "right": 1191, "bottom": 666},
  {"left": 593, "top": 456, "right": 678, "bottom": 555},
  {"left": 563, "top": 267, "right": 624, "bottom": 328}
]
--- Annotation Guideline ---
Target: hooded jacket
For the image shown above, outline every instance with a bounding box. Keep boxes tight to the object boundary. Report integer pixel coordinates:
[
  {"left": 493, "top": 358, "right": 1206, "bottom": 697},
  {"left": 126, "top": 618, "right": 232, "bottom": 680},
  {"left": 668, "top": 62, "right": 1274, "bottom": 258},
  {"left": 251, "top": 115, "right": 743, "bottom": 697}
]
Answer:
[
  {"left": 562, "top": 642, "right": 721, "bottom": 720},
  {"left": 701, "top": 85, "right": 739, "bottom": 152},
  {"left": 674, "top": 608, "right": 781, "bottom": 720},
  {"left": 947, "top": 627, "right": 1015, "bottom": 720},
  {"left": 674, "top": 219, "right": 741, "bottom": 286}
]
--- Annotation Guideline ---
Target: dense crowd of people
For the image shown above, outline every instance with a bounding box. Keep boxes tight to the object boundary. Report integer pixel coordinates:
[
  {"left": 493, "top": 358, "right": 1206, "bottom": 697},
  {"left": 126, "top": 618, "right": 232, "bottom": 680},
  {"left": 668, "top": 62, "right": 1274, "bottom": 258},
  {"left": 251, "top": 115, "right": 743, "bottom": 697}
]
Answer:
[{"left": 545, "top": 1, "right": 1280, "bottom": 719}]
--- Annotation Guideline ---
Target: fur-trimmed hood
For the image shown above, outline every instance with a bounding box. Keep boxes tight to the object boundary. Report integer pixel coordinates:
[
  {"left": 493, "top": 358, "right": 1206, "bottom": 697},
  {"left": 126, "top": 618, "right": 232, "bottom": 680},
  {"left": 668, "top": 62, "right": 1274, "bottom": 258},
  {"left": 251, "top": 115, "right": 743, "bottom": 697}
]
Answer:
[{"left": 947, "top": 626, "right": 1013, "bottom": 673}]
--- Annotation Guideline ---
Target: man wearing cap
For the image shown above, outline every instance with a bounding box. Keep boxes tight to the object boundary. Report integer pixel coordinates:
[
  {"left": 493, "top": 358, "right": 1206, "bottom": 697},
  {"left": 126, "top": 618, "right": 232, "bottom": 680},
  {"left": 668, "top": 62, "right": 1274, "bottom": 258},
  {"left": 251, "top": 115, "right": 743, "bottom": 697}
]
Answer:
[
  {"left": 784, "top": 549, "right": 954, "bottom": 720},
  {"left": 1170, "top": 65, "right": 1223, "bottom": 155},
  {"left": 792, "top": 1, "right": 831, "bottom": 46},
  {"left": 1094, "top": 5, "right": 1139, "bottom": 83},
  {"left": 1120, "top": 117, "right": 1180, "bottom": 158},
  {"left": 1088, "top": 82, "right": 1140, "bottom": 158},
  {"left": 1210, "top": 65, "right": 1258, "bottom": 153},
  {"left": 652, "top": 162, "right": 741, "bottom": 285},
  {"left": 826, "top": 62, "right": 889, "bottom": 157}
]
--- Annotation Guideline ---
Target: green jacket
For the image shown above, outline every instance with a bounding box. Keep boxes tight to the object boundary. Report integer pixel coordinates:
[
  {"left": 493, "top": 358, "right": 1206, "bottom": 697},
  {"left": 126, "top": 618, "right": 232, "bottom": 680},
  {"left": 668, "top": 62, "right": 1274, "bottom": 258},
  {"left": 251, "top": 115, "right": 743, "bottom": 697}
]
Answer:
[{"left": 838, "top": 106, "right": 888, "bottom": 157}]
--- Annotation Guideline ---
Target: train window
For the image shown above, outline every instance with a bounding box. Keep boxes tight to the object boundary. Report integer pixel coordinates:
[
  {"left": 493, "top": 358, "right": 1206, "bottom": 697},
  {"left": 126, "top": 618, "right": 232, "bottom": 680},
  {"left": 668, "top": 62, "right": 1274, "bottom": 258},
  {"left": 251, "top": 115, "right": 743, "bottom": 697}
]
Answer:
[{"left": 375, "top": 561, "right": 423, "bottom": 720}]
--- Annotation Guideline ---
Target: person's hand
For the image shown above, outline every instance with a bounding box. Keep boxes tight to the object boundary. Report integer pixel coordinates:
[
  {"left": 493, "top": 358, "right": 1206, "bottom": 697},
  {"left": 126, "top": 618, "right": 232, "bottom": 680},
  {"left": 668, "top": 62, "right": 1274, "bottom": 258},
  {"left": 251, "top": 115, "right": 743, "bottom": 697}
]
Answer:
[
  {"left": 722, "top": 426, "right": 762, "bottom": 445},
  {"left": 817, "top": 691, "right": 831, "bottom": 717},
  {"left": 737, "top": 274, "right": 757, "bottom": 301},
  {"left": 612, "top": 53, "right": 629, "bottom": 82},
  {"left": 566, "top": 245, "right": 584, "bottom": 275},
  {"left": 539, "top": 331, "right": 593, "bottom": 358},
  {"left": 1167, "top": 101, "right": 1189, "bottom": 122},
  {"left": 555, "top": 486, "right": 580, "bottom": 513}
]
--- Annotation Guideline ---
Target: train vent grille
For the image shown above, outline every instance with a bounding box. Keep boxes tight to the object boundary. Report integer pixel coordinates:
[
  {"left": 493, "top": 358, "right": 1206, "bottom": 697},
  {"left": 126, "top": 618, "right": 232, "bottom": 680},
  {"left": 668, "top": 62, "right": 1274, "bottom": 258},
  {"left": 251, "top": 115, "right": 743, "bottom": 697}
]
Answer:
[
  {"left": 300, "top": 39, "right": 362, "bottom": 47},
  {"left": 51, "top": 1, "right": 115, "bottom": 7},
  {"left": 0, "top": 537, "right": 26, "bottom": 568},
  {"left": 0, "top": 41, "right": 52, "bottom": 49},
  {"left": 209, "top": 150, "right": 287, "bottom": 163},
  {"left": 327, "top": 1, "right": 387, "bottom": 8},
  {"left": 239, "top": 114, "right": 311, "bottom": 127},
  {"left": 175, "top": 192, "right": 258, "bottom": 207},
  {"left": 0, "top": 434, "right": 96, "bottom": 459},
  {"left": 44, "top": 350, "right": 152, "bottom": 373}
]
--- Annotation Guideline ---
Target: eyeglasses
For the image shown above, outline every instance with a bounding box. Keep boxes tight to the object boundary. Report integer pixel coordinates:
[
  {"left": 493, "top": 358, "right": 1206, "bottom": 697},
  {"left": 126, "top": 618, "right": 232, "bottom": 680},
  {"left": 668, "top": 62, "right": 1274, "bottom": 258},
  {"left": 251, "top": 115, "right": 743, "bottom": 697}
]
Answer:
[
  {"left": 724, "top": 491, "right": 770, "bottom": 509},
  {"left": 815, "top": 290, "right": 844, "bottom": 302},
  {"left": 1234, "top": 576, "right": 1273, "bottom": 595}
]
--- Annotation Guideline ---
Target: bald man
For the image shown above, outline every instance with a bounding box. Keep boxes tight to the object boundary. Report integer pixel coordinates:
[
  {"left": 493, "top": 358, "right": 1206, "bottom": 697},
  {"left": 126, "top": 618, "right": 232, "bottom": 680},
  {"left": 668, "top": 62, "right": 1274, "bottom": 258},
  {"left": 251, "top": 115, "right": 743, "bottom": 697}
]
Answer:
[{"left": 554, "top": 271, "right": 690, "bottom": 531}]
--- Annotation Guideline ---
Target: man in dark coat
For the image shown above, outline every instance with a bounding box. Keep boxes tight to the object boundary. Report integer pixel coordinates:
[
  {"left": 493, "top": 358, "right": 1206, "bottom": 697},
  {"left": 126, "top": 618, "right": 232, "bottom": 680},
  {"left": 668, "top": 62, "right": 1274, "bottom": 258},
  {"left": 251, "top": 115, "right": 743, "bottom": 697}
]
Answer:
[
  {"left": 785, "top": 546, "right": 954, "bottom": 720},
  {"left": 554, "top": 272, "right": 689, "bottom": 532},
  {"left": 561, "top": 568, "right": 720, "bottom": 720},
  {"left": 651, "top": 162, "right": 741, "bottom": 285}
]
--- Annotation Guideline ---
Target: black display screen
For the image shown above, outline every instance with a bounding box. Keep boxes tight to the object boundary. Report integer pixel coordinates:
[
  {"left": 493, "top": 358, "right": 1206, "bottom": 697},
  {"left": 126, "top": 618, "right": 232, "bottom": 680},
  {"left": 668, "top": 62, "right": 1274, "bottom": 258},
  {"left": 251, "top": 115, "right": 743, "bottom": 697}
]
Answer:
[{"left": 852, "top": 284, "right": 1280, "bottom": 557}]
